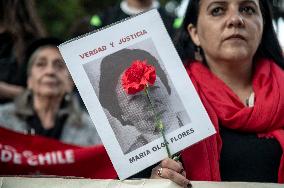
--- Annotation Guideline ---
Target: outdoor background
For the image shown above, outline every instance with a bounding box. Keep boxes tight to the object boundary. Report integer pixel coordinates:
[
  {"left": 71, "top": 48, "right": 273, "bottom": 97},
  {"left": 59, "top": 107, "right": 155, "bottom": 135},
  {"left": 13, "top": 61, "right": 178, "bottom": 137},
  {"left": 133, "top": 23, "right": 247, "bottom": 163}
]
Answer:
[
  {"left": 37, "top": 0, "right": 180, "bottom": 39},
  {"left": 36, "top": 0, "right": 284, "bottom": 45}
]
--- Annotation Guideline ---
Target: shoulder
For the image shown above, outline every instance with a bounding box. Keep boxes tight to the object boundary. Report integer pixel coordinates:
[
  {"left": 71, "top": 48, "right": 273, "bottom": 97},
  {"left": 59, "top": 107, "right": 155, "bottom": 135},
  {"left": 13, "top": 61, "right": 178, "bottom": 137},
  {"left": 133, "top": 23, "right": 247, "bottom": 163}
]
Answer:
[
  {"left": 80, "top": 112, "right": 101, "bottom": 133},
  {"left": 80, "top": 112, "right": 95, "bottom": 125},
  {"left": 0, "top": 103, "right": 27, "bottom": 133},
  {"left": 103, "top": 109, "right": 142, "bottom": 153},
  {"left": 0, "top": 103, "right": 18, "bottom": 121},
  {"left": 61, "top": 111, "right": 102, "bottom": 146},
  {"left": 0, "top": 102, "right": 16, "bottom": 112}
]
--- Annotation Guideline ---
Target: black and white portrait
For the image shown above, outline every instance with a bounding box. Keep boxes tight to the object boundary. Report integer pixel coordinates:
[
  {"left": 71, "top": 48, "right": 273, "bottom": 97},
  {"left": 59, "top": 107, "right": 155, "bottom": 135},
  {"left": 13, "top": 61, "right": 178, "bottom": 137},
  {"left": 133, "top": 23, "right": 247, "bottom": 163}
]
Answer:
[{"left": 84, "top": 39, "right": 191, "bottom": 154}]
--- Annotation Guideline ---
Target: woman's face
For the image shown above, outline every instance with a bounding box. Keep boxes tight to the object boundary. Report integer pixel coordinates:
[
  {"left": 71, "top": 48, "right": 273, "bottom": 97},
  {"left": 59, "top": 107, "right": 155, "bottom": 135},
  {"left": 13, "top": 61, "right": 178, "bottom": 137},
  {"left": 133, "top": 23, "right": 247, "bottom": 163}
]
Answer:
[
  {"left": 28, "top": 46, "right": 73, "bottom": 98},
  {"left": 188, "top": 0, "right": 263, "bottom": 63}
]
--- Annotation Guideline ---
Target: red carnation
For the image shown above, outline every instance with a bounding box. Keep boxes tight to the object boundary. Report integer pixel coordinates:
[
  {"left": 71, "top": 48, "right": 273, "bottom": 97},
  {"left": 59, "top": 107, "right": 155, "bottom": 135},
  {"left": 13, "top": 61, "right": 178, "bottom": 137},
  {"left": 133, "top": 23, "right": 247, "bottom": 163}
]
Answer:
[
  {"left": 121, "top": 59, "right": 171, "bottom": 157},
  {"left": 121, "top": 60, "right": 156, "bottom": 94}
]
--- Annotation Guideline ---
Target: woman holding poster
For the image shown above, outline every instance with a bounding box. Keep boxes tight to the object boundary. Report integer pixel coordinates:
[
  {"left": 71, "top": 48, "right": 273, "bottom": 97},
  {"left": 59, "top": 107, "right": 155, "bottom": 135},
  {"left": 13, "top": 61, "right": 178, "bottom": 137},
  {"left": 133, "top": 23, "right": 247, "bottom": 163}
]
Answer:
[{"left": 150, "top": 0, "right": 284, "bottom": 187}]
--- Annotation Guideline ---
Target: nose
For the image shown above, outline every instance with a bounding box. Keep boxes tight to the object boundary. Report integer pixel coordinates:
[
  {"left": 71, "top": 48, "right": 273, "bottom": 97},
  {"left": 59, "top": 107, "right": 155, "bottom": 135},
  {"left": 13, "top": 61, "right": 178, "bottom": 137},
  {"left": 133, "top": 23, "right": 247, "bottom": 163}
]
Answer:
[
  {"left": 226, "top": 10, "right": 245, "bottom": 28},
  {"left": 45, "top": 63, "right": 56, "bottom": 74}
]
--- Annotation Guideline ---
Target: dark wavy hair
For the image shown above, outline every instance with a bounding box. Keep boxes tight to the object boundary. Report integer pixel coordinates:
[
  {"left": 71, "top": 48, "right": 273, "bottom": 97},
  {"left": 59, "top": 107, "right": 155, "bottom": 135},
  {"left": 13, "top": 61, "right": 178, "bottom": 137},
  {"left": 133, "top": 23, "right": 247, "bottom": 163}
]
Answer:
[
  {"left": 175, "top": 0, "right": 284, "bottom": 69},
  {"left": 99, "top": 48, "right": 171, "bottom": 125},
  {"left": 0, "top": 0, "right": 46, "bottom": 65}
]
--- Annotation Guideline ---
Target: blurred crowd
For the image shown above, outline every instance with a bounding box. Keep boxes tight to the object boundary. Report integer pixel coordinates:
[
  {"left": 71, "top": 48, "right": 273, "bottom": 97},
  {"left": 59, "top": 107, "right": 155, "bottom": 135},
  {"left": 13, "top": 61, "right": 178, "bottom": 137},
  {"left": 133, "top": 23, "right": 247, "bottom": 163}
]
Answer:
[
  {"left": 0, "top": 0, "right": 184, "bottom": 145},
  {"left": 1, "top": 0, "right": 284, "bottom": 182}
]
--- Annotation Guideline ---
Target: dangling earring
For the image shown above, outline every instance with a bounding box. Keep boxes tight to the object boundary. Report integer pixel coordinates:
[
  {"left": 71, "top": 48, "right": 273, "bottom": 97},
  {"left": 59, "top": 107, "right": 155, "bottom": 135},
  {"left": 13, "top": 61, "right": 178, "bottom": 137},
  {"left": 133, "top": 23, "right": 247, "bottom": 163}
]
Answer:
[
  {"left": 195, "top": 46, "right": 203, "bottom": 62},
  {"left": 64, "top": 93, "right": 72, "bottom": 102}
]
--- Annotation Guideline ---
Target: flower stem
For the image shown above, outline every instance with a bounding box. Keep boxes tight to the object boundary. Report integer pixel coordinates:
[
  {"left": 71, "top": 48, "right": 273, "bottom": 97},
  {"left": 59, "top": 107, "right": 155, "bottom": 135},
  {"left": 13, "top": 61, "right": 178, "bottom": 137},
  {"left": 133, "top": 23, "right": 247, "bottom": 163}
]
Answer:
[{"left": 144, "top": 85, "right": 171, "bottom": 158}]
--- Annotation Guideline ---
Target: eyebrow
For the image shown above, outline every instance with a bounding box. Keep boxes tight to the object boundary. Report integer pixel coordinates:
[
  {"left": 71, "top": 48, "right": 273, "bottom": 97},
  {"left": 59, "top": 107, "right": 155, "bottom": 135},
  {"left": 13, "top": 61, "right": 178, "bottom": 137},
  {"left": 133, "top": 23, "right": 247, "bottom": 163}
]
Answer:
[
  {"left": 206, "top": 0, "right": 258, "bottom": 11},
  {"left": 240, "top": 0, "right": 258, "bottom": 7},
  {"left": 35, "top": 57, "right": 47, "bottom": 61},
  {"left": 206, "top": 1, "right": 226, "bottom": 11},
  {"left": 54, "top": 58, "right": 64, "bottom": 62}
]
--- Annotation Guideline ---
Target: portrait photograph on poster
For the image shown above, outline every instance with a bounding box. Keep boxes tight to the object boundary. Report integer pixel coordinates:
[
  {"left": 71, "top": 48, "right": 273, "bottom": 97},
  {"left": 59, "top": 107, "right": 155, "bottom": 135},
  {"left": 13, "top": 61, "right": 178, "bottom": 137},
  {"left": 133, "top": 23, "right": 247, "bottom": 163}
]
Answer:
[
  {"left": 59, "top": 9, "right": 216, "bottom": 179},
  {"left": 83, "top": 39, "right": 191, "bottom": 155}
]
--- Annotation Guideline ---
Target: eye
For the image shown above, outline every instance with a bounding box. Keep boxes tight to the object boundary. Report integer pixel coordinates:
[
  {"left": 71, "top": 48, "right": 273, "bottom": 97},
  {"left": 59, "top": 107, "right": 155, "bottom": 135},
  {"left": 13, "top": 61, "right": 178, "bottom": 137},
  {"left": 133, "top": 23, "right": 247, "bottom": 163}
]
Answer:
[
  {"left": 240, "top": 6, "right": 256, "bottom": 15},
  {"left": 34, "top": 61, "right": 46, "bottom": 68},
  {"left": 54, "top": 60, "right": 66, "bottom": 70},
  {"left": 211, "top": 7, "right": 225, "bottom": 16}
]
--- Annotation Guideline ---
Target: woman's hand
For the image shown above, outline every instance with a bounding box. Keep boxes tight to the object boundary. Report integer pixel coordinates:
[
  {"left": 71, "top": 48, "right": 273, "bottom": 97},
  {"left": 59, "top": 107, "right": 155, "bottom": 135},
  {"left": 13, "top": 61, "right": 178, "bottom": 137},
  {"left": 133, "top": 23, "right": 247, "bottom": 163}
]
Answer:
[{"left": 150, "top": 158, "right": 192, "bottom": 188}]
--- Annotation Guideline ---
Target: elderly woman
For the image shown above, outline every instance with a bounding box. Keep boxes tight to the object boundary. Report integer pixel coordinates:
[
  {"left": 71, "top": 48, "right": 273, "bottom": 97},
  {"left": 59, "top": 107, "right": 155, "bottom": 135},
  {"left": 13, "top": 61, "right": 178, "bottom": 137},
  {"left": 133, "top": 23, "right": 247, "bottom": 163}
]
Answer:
[
  {"left": 148, "top": 0, "right": 284, "bottom": 187},
  {"left": 0, "top": 38, "right": 101, "bottom": 146}
]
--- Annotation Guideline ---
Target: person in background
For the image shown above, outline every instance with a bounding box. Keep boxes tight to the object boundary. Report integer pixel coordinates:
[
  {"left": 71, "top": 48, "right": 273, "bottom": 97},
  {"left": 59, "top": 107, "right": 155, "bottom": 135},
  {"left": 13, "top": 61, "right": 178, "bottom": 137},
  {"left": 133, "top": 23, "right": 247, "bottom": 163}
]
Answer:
[
  {"left": 0, "top": 0, "right": 46, "bottom": 104},
  {"left": 0, "top": 38, "right": 101, "bottom": 146},
  {"left": 148, "top": 0, "right": 284, "bottom": 187},
  {"left": 69, "top": 0, "right": 179, "bottom": 39}
]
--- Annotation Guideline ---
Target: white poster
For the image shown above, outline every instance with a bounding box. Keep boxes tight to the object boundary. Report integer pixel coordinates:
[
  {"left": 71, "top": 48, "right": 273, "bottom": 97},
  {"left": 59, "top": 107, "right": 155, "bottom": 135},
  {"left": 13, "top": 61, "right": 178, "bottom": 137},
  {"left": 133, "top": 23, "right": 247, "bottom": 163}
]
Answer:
[{"left": 59, "top": 9, "right": 216, "bottom": 179}]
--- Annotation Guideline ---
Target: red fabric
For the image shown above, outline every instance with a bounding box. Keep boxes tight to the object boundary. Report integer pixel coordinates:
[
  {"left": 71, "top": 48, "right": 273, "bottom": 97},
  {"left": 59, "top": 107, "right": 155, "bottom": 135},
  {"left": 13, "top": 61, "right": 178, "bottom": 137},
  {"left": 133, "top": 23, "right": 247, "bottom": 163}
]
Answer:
[
  {"left": 181, "top": 59, "right": 284, "bottom": 183},
  {"left": 0, "top": 126, "right": 117, "bottom": 179}
]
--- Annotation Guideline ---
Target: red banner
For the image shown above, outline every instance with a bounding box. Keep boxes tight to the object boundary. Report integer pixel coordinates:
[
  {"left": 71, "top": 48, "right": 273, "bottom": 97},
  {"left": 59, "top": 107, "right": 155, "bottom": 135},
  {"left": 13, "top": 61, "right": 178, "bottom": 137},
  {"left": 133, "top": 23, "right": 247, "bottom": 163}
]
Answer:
[{"left": 0, "top": 126, "right": 117, "bottom": 179}]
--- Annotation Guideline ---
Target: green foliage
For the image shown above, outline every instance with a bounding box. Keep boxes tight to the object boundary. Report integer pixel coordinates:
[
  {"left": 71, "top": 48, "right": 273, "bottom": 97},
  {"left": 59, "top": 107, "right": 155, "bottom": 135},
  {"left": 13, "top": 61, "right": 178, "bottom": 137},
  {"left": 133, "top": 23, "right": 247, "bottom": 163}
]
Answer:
[
  {"left": 37, "top": 0, "right": 85, "bottom": 39},
  {"left": 36, "top": 0, "right": 175, "bottom": 39}
]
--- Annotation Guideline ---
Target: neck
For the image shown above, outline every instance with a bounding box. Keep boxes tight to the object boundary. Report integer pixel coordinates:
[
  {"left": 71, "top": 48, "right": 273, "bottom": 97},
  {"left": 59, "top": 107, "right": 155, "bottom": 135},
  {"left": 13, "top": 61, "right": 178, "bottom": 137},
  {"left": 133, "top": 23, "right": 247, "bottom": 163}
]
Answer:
[
  {"left": 126, "top": 0, "right": 152, "bottom": 10},
  {"left": 206, "top": 57, "right": 253, "bottom": 104},
  {"left": 33, "top": 95, "right": 62, "bottom": 129}
]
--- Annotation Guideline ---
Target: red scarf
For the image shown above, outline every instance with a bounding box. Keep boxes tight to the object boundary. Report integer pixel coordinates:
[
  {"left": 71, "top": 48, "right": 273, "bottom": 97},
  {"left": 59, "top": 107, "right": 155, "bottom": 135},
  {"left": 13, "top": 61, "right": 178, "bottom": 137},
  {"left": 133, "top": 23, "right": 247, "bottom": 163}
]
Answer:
[{"left": 181, "top": 59, "right": 284, "bottom": 183}]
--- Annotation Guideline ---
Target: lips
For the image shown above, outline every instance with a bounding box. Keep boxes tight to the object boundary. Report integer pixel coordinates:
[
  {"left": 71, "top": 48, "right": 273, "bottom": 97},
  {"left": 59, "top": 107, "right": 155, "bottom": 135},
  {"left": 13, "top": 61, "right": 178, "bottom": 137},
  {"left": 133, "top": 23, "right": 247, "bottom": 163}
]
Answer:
[
  {"left": 225, "top": 34, "right": 246, "bottom": 41},
  {"left": 41, "top": 76, "right": 59, "bottom": 84},
  {"left": 41, "top": 79, "right": 60, "bottom": 87}
]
